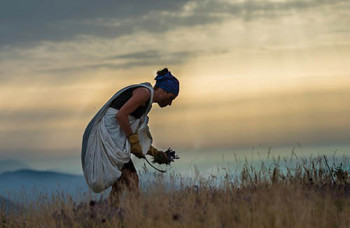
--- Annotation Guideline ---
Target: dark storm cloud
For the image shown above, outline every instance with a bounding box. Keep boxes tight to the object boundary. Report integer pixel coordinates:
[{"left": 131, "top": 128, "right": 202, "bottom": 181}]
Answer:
[
  {"left": 1, "top": 0, "right": 348, "bottom": 48},
  {"left": 0, "top": 0, "right": 190, "bottom": 47}
]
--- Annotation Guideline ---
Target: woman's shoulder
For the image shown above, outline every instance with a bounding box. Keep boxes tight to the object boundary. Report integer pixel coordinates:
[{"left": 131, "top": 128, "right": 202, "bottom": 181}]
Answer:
[{"left": 132, "top": 87, "right": 151, "bottom": 100}]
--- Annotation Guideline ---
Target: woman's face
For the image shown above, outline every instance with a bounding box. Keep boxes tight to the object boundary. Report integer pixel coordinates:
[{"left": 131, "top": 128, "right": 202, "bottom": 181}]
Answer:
[{"left": 158, "top": 89, "right": 177, "bottom": 108}]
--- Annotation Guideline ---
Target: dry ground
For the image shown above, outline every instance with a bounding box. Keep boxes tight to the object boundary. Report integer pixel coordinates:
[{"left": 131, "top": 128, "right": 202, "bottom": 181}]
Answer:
[{"left": 1, "top": 156, "right": 349, "bottom": 228}]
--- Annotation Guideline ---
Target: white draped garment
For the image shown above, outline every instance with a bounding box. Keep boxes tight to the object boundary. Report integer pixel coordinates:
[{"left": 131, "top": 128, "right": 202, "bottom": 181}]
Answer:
[{"left": 81, "top": 83, "right": 154, "bottom": 193}]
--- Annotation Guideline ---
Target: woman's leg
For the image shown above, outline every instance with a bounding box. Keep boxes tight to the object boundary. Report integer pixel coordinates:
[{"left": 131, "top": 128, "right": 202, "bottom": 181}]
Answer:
[{"left": 109, "top": 160, "right": 139, "bottom": 203}]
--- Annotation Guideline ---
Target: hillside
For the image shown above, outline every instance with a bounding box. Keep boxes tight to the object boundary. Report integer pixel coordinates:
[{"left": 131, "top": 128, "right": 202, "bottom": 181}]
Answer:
[
  {"left": 0, "top": 169, "right": 88, "bottom": 201},
  {"left": 0, "top": 160, "right": 30, "bottom": 174}
]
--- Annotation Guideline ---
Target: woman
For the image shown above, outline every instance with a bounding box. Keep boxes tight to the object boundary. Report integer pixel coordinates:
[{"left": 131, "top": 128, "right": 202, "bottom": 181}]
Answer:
[{"left": 81, "top": 68, "right": 179, "bottom": 198}]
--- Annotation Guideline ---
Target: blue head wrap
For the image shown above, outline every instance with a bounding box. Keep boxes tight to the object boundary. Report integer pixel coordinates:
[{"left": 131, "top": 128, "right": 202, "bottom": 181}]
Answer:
[{"left": 154, "top": 71, "right": 179, "bottom": 96}]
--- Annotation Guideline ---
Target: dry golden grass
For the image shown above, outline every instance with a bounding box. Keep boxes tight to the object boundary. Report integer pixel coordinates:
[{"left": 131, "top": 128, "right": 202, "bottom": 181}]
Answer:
[{"left": 1, "top": 155, "right": 350, "bottom": 228}]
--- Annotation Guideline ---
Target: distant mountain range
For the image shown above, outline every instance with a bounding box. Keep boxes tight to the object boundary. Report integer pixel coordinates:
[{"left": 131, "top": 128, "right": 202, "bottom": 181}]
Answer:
[
  {"left": 0, "top": 160, "right": 30, "bottom": 174},
  {"left": 0, "top": 169, "right": 89, "bottom": 204}
]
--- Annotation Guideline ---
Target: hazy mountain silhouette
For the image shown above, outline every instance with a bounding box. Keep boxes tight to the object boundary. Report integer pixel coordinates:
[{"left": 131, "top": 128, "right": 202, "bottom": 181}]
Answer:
[
  {"left": 0, "top": 169, "right": 88, "bottom": 203},
  {"left": 0, "top": 160, "right": 30, "bottom": 174}
]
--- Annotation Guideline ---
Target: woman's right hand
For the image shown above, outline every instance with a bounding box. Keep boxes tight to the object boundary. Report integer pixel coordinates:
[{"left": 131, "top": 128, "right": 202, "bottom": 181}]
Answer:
[{"left": 128, "top": 133, "right": 145, "bottom": 159}]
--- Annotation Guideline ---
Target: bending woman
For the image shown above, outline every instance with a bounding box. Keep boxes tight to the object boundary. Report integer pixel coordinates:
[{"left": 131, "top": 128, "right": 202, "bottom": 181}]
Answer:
[{"left": 81, "top": 68, "right": 179, "bottom": 199}]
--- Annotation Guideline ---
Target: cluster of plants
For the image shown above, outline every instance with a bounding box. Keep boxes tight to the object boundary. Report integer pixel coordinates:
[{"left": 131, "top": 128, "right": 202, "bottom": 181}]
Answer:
[{"left": 1, "top": 155, "right": 349, "bottom": 227}]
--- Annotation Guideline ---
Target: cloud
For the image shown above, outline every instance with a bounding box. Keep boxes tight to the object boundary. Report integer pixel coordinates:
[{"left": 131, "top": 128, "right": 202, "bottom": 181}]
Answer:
[
  {"left": 1, "top": 0, "right": 349, "bottom": 48},
  {"left": 0, "top": 0, "right": 348, "bottom": 83},
  {"left": 0, "top": 0, "right": 190, "bottom": 47},
  {"left": 1, "top": 80, "right": 349, "bottom": 152},
  {"left": 149, "top": 86, "right": 350, "bottom": 148},
  {"left": 43, "top": 49, "right": 201, "bottom": 73}
]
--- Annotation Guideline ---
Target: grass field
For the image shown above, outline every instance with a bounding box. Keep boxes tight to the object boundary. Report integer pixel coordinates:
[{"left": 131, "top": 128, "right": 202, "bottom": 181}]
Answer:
[{"left": 1, "top": 155, "right": 349, "bottom": 228}]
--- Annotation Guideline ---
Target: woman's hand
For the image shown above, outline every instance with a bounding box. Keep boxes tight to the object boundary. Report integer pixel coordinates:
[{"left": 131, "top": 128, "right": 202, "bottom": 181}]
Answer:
[
  {"left": 128, "top": 133, "right": 145, "bottom": 159},
  {"left": 147, "top": 146, "right": 169, "bottom": 164}
]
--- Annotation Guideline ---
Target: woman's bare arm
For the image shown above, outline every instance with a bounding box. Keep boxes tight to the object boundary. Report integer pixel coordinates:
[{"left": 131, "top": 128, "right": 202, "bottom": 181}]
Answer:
[{"left": 116, "top": 87, "right": 150, "bottom": 137}]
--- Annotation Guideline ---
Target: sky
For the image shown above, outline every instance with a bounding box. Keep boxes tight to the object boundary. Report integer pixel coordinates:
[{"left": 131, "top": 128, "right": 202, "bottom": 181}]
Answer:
[{"left": 0, "top": 0, "right": 349, "bottom": 173}]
